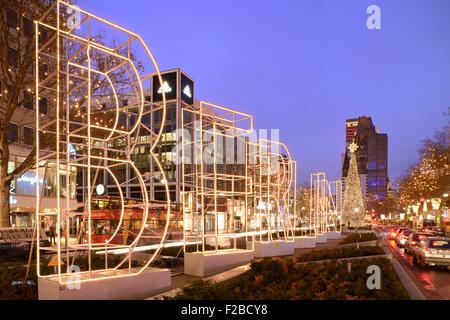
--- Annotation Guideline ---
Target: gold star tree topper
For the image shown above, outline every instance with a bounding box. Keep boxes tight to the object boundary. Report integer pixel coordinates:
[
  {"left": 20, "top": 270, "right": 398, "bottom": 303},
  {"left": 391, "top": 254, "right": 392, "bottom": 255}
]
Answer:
[{"left": 348, "top": 141, "right": 359, "bottom": 153}]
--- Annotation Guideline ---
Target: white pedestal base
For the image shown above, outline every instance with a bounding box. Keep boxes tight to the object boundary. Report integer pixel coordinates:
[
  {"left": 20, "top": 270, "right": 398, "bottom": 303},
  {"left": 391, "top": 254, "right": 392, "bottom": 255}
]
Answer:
[
  {"left": 325, "top": 231, "right": 342, "bottom": 240},
  {"left": 292, "top": 236, "right": 316, "bottom": 248},
  {"left": 315, "top": 233, "right": 327, "bottom": 243},
  {"left": 184, "top": 250, "right": 254, "bottom": 277},
  {"left": 38, "top": 267, "right": 171, "bottom": 300},
  {"left": 247, "top": 240, "right": 296, "bottom": 258}
]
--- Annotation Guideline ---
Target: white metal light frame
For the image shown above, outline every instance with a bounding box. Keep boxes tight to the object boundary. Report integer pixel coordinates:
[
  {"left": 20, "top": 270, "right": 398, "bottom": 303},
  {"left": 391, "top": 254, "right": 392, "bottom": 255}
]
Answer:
[{"left": 35, "top": 0, "right": 170, "bottom": 284}]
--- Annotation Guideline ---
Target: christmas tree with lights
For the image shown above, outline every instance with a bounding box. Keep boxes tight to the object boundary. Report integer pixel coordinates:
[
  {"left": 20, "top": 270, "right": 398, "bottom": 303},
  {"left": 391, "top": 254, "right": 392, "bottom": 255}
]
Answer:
[{"left": 342, "top": 142, "right": 365, "bottom": 229}]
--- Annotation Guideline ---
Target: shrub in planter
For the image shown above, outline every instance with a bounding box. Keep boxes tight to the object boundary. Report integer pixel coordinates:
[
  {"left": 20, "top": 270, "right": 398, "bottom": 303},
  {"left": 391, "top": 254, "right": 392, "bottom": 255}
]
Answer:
[
  {"left": 347, "top": 225, "right": 372, "bottom": 230},
  {"left": 339, "top": 232, "right": 377, "bottom": 244},
  {"left": 297, "top": 246, "right": 385, "bottom": 262},
  {"left": 169, "top": 256, "right": 409, "bottom": 300}
]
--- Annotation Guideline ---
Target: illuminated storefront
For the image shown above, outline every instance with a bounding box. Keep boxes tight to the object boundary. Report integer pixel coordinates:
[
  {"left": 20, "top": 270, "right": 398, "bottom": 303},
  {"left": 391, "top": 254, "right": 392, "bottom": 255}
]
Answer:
[{"left": 9, "top": 157, "right": 77, "bottom": 228}]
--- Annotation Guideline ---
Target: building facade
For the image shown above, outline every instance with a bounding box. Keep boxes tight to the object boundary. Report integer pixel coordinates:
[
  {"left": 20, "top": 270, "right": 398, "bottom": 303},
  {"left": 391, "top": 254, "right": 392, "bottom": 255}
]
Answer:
[
  {"left": 1, "top": 1, "right": 78, "bottom": 228},
  {"left": 76, "top": 68, "right": 195, "bottom": 206},
  {"left": 341, "top": 116, "right": 388, "bottom": 201}
]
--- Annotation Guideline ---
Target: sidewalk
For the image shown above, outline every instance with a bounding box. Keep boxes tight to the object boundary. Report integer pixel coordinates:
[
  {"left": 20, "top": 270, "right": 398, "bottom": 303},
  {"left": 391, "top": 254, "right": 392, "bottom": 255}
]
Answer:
[{"left": 146, "top": 264, "right": 251, "bottom": 300}]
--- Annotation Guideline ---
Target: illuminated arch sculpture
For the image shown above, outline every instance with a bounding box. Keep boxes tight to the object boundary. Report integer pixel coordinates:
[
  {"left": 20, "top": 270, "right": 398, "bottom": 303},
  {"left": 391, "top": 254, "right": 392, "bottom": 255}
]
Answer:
[
  {"left": 248, "top": 139, "right": 296, "bottom": 242},
  {"left": 310, "top": 173, "right": 342, "bottom": 236},
  {"left": 181, "top": 101, "right": 254, "bottom": 253},
  {"left": 35, "top": 1, "right": 170, "bottom": 284}
]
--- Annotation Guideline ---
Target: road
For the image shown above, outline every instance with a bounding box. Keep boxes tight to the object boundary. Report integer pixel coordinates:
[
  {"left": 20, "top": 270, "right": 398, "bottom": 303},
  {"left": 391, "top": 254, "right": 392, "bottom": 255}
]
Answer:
[{"left": 376, "top": 227, "right": 450, "bottom": 300}]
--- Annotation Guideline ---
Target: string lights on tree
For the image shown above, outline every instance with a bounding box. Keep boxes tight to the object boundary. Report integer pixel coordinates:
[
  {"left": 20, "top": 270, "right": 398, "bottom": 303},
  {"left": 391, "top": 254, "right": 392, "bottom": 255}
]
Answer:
[{"left": 342, "top": 142, "right": 365, "bottom": 229}]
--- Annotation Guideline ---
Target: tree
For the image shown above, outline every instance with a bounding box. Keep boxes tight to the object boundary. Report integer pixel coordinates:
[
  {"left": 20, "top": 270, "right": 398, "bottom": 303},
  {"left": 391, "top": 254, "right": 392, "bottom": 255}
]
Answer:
[
  {"left": 0, "top": 0, "right": 55, "bottom": 227},
  {"left": 398, "top": 128, "right": 449, "bottom": 207},
  {"left": 294, "top": 184, "right": 311, "bottom": 222},
  {"left": 0, "top": 0, "right": 143, "bottom": 227},
  {"left": 342, "top": 142, "right": 365, "bottom": 229},
  {"left": 365, "top": 193, "right": 398, "bottom": 218}
]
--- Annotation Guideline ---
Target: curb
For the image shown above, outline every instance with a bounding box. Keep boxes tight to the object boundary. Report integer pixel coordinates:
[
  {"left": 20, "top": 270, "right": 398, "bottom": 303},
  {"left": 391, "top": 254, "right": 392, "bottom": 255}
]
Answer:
[{"left": 382, "top": 246, "right": 425, "bottom": 300}]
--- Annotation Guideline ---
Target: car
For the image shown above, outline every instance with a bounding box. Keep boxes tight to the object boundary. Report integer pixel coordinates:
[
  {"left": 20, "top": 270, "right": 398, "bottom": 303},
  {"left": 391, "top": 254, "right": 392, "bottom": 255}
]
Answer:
[
  {"left": 404, "top": 233, "right": 430, "bottom": 254},
  {"left": 431, "top": 227, "right": 447, "bottom": 237},
  {"left": 388, "top": 227, "right": 400, "bottom": 240},
  {"left": 412, "top": 237, "right": 450, "bottom": 269},
  {"left": 419, "top": 227, "right": 434, "bottom": 234},
  {"left": 396, "top": 230, "right": 414, "bottom": 247},
  {"left": 392, "top": 227, "right": 411, "bottom": 242}
]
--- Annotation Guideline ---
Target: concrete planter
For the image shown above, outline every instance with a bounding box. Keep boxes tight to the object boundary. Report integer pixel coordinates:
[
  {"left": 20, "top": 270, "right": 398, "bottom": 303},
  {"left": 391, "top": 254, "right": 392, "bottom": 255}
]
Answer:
[
  {"left": 38, "top": 267, "right": 171, "bottom": 300},
  {"left": 184, "top": 250, "right": 253, "bottom": 277},
  {"left": 246, "top": 240, "right": 296, "bottom": 258},
  {"left": 315, "top": 233, "right": 327, "bottom": 244},
  {"left": 292, "top": 236, "right": 316, "bottom": 249},
  {"left": 325, "top": 231, "right": 341, "bottom": 240}
]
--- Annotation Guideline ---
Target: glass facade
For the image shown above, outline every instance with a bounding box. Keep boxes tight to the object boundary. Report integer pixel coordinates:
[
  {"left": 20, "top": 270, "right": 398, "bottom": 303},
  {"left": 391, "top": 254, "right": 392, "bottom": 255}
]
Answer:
[{"left": 367, "top": 134, "right": 388, "bottom": 200}]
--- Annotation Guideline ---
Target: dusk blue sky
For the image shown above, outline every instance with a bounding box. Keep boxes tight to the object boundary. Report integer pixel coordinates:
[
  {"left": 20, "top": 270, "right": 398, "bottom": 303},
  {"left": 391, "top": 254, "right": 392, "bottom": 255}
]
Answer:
[{"left": 79, "top": 0, "right": 449, "bottom": 185}]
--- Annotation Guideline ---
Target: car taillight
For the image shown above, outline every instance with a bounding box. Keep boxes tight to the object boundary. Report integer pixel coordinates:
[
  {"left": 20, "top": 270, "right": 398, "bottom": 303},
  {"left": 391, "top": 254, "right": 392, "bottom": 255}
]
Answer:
[
  {"left": 411, "top": 241, "right": 416, "bottom": 245},
  {"left": 391, "top": 232, "right": 396, "bottom": 236},
  {"left": 424, "top": 249, "right": 431, "bottom": 256}
]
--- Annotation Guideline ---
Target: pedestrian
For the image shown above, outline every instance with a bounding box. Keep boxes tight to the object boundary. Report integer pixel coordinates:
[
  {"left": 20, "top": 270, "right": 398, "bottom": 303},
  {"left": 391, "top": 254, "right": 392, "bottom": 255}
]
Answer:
[{"left": 49, "top": 223, "right": 56, "bottom": 245}]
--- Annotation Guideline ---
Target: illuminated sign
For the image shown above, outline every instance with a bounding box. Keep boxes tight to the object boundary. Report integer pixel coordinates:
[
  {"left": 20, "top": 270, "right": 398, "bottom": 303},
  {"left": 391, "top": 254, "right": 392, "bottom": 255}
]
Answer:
[
  {"left": 9, "top": 196, "right": 17, "bottom": 204},
  {"left": 96, "top": 184, "right": 105, "bottom": 195},
  {"left": 17, "top": 175, "right": 44, "bottom": 185},
  {"left": 183, "top": 85, "right": 192, "bottom": 98},
  {"left": 152, "top": 72, "right": 177, "bottom": 102},
  {"left": 152, "top": 71, "right": 194, "bottom": 104},
  {"left": 181, "top": 73, "right": 194, "bottom": 105},
  {"left": 157, "top": 81, "right": 172, "bottom": 94}
]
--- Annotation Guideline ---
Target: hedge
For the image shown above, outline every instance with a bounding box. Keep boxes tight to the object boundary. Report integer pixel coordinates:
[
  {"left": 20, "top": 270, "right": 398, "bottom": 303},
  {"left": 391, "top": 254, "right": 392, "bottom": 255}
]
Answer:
[
  {"left": 296, "top": 246, "right": 385, "bottom": 262},
  {"left": 339, "top": 232, "right": 378, "bottom": 244},
  {"left": 169, "top": 257, "right": 409, "bottom": 300}
]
